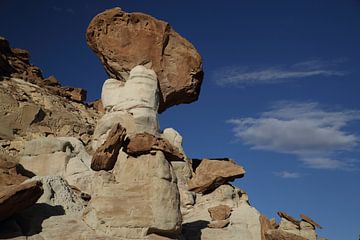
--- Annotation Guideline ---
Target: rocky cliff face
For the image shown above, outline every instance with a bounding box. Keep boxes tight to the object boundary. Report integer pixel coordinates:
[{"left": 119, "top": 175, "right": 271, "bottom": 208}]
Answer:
[{"left": 0, "top": 7, "right": 324, "bottom": 240}]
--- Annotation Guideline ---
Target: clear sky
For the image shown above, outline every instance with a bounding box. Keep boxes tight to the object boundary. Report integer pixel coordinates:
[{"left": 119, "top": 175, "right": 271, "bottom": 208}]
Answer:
[{"left": 1, "top": 1, "right": 360, "bottom": 239}]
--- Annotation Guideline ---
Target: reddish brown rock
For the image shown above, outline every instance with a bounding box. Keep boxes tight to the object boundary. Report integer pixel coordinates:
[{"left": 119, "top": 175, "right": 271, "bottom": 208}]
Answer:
[
  {"left": 0, "top": 154, "right": 28, "bottom": 187},
  {"left": 208, "top": 204, "right": 231, "bottom": 221},
  {"left": 90, "top": 99, "right": 105, "bottom": 113},
  {"left": 277, "top": 211, "right": 300, "bottom": 226},
  {"left": 0, "top": 180, "right": 43, "bottom": 221},
  {"left": 86, "top": 7, "right": 204, "bottom": 112},
  {"left": 125, "top": 132, "right": 184, "bottom": 161},
  {"left": 300, "top": 213, "right": 322, "bottom": 229},
  {"left": 260, "top": 215, "right": 276, "bottom": 240},
  {"left": 265, "top": 229, "right": 307, "bottom": 240},
  {"left": 188, "top": 158, "right": 245, "bottom": 193},
  {"left": 91, "top": 123, "right": 127, "bottom": 171}
]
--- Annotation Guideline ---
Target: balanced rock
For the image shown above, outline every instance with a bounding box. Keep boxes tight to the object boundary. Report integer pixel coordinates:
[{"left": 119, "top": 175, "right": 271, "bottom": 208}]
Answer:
[
  {"left": 188, "top": 158, "right": 245, "bottom": 193},
  {"left": 0, "top": 180, "right": 43, "bottom": 221},
  {"left": 86, "top": 7, "right": 203, "bottom": 112}
]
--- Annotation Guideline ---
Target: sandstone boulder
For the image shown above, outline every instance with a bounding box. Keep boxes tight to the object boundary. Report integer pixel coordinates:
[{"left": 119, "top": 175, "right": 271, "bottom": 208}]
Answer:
[
  {"left": 91, "top": 123, "right": 126, "bottom": 171},
  {"left": 86, "top": 7, "right": 203, "bottom": 112},
  {"left": 300, "top": 213, "right": 322, "bottom": 229},
  {"left": 182, "top": 184, "right": 263, "bottom": 240},
  {"left": 125, "top": 132, "right": 184, "bottom": 161},
  {"left": 0, "top": 154, "right": 28, "bottom": 187},
  {"left": 188, "top": 158, "right": 245, "bottom": 193},
  {"left": 84, "top": 151, "right": 182, "bottom": 239},
  {"left": 277, "top": 211, "right": 300, "bottom": 226},
  {"left": 208, "top": 204, "right": 231, "bottom": 221},
  {"left": 0, "top": 180, "right": 43, "bottom": 221}
]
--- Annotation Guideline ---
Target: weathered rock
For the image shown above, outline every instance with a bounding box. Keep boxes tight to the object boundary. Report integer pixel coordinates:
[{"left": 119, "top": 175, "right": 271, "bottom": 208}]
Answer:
[
  {"left": 277, "top": 211, "right": 300, "bottom": 226},
  {"left": 27, "top": 176, "right": 86, "bottom": 215},
  {"left": 299, "top": 220, "right": 317, "bottom": 240},
  {"left": 265, "top": 229, "right": 307, "bottom": 240},
  {"left": 92, "top": 65, "right": 160, "bottom": 151},
  {"left": 92, "top": 111, "right": 136, "bottom": 150},
  {"left": 188, "top": 158, "right": 245, "bottom": 193},
  {"left": 47, "top": 85, "right": 87, "bottom": 102},
  {"left": 19, "top": 136, "right": 93, "bottom": 193},
  {"left": 91, "top": 123, "right": 126, "bottom": 171},
  {"left": 84, "top": 151, "right": 182, "bottom": 239},
  {"left": 0, "top": 180, "right": 43, "bottom": 221},
  {"left": 278, "top": 218, "right": 300, "bottom": 236},
  {"left": 102, "top": 66, "right": 160, "bottom": 133},
  {"left": 182, "top": 184, "right": 263, "bottom": 240},
  {"left": 0, "top": 77, "right": 98, "bottom": 156},
  {"left": 300, "top": 213, "right": 322, "bottom": 229},
  {"left": 162, "top": 128, "right": 195, "bottom": 216},
  {"left": 259, "top": 215, "right": 276, "bottom": 240},
  {"left": 86, "top": 7, "right": 203, "bottom": 112},
  {"left": 126, "top": 132, "right": 184, "bottom": 161},
  {"left": 207, "top": 219, "right": 230, "bottom": 229},
  {"left": 208, "top": 204, "right": 231, "bottom": 221},
  {"left": 0, "top": 154, "right": 28, "bottom": 187}
]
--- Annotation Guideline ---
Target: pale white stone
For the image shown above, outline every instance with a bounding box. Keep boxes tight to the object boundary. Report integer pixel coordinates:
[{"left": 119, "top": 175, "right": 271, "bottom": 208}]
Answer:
[
  {"left": 181, "top": 184, "right": 263, "bottom": 240},
  {"left": 95, "top": 65, "right": 160, "bottom": 151},
  {"left": 84, "top": 151, "right": 181, "bottom": 238},
  {"left": 300, "top": 221, "right": 317, "bottom": 240},
  {"left": 279, "top": 218, "right": 301, "bottom": 236}
]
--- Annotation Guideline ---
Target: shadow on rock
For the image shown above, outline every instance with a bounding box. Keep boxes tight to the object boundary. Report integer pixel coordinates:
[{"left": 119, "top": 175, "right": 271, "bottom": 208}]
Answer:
[
  {"left": 182, "top": 220, "right": 210, "bottom": 240},
  {"left": 0, "top": 203, "right": 65, "bottom": 238}
]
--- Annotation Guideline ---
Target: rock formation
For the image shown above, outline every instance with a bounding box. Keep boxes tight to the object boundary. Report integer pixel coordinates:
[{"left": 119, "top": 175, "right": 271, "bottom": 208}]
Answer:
[
  {"left": 0, "top": 7, "right": 325, "bottom": 240},
  {"left": 86, "top": 7, "right": 203, "bottom": 113}
]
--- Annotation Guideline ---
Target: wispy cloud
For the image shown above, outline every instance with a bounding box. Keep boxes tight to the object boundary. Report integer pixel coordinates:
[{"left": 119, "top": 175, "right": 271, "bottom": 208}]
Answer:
[
  {"left": 228, "top": 102, "right": 360, "bottom": 170},
  {"left": 214, "top": 59, "right": 347, "bottom": 86},
  {"left": 274, "top": 171, "right": 301, "bottom": 178},
  {"left": 52, "top": 6, "right": 74, "bottom": 14}
]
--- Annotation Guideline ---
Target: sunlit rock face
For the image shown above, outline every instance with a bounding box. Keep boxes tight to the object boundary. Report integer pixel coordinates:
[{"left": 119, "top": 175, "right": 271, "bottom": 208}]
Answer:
[
  {"left": 83, "top": 151, "right": 182, "bottom": 239},
  {"left": 93, "top": 65, "right": 160, "bottom": 150}
]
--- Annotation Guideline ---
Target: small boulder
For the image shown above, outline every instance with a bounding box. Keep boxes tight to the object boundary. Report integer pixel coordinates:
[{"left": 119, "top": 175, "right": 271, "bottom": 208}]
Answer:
[
  {"left": 188, "top": 158, "right": 245, "bottom": 193},
  {"left": 208, "top": 205, "right": 231, "bottom": 221},
  {"left": 91, "top": 123, "right": 127, "bottom": 171},
  {"left": 0, "top": 180, "right": 43, "bottom": 221}
]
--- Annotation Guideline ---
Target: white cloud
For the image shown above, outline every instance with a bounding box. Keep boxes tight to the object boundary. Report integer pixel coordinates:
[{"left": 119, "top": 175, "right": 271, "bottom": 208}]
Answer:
[
  {"left": 214, "top": 59, "right": 346, "bottom": 86},
  {"left": 274, "top": 171, "right": 301, "bottom": 178},
  {"left": 228, "top": 102, "right": 360, "bottom": 170}
]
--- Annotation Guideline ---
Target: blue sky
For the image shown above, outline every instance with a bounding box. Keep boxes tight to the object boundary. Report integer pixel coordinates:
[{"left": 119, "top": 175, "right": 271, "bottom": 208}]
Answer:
[{"left": 1, "top": 1, "right": 360, "bottom": 239}]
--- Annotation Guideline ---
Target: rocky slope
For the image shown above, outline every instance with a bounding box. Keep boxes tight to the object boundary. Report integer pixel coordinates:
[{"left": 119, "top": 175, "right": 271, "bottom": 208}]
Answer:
[{"left": 0, "top": 7, "right": 324, "bottom": 240}]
